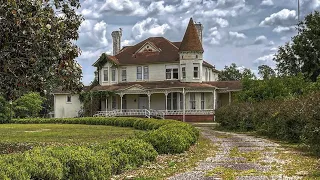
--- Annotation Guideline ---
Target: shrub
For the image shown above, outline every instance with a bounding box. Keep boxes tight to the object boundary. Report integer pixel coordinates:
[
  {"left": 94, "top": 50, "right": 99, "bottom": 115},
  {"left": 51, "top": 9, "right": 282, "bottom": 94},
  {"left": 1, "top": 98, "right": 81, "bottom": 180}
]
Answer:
[
  {"left": 43, "top": 146, "right": 112, "bottom": 180},
  {"left": 141, "top": 123, "right": 199, "bottom": 154},
  {"left": 13, "top": 92, "right": 45, "bottom": 118},
  {"left": 93, "top": 139, "right": 158, "bottom": 174},
  {"left": 216, "top": 92, "right": 320, "bottom": 153}
]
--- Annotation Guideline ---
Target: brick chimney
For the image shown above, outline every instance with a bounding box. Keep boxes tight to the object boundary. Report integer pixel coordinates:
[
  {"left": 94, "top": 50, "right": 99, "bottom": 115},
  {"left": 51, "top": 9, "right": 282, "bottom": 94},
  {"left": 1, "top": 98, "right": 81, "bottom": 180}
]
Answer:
[{"left": 111, "top": 28, "right": 122, "bottom": 55}]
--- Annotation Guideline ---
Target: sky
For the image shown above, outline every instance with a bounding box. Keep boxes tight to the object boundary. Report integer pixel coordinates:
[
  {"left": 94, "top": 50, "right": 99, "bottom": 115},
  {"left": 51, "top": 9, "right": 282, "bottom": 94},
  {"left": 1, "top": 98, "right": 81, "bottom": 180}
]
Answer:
[{"left": 75, "top": 0, "right": 320, "bottom": 85}]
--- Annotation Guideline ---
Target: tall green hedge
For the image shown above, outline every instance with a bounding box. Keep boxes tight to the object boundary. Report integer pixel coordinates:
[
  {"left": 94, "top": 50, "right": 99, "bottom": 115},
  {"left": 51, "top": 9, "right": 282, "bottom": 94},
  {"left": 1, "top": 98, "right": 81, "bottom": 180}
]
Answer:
[
  {"left": 0, "top": 117, "right": 199, "bottom": 179},
  {"left": 216, "top": 92, "right": 320, "bottom": 154}
]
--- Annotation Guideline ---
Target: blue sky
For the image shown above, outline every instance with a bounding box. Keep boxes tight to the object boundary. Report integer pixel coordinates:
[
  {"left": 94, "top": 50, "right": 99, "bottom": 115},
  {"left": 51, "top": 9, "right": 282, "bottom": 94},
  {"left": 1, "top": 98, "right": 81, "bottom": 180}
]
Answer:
[{"left": 75, "top": 0, "right": 320, "bottom": 85}]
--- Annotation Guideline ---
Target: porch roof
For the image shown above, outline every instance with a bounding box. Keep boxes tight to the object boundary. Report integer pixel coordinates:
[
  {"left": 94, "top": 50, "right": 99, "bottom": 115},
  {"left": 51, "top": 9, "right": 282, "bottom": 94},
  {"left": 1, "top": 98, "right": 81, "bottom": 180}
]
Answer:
[{"left": 91, "top": 81, "right": 241, "bottom": 92}]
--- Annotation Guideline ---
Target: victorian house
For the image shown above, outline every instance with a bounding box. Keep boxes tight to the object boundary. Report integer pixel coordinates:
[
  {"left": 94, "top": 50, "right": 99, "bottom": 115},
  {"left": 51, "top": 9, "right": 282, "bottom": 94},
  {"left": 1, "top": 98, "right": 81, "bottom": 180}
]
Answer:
[{"left": 53, "top": 18, "right": 241, "bottom": 122}]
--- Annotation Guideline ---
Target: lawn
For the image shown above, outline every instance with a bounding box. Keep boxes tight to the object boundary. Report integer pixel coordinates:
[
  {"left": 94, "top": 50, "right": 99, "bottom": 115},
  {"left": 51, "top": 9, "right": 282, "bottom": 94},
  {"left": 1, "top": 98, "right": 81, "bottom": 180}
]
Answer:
[{"left": 0, "top": 124, "right": 140, "bottom": 154}]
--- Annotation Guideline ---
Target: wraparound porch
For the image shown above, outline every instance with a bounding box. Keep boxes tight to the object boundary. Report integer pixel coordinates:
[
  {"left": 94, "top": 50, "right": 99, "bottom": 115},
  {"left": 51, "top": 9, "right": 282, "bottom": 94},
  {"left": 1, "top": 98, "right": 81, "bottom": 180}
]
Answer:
[{"left": 93, "top": 86, "right": 235, "bottom": 121}]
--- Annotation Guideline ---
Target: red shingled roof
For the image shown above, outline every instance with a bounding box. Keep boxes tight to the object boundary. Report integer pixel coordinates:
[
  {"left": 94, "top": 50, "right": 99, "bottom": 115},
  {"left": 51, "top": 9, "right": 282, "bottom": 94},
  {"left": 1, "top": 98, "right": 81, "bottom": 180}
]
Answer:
[
  {"left": 91, "top": 81, "right": 241, "bottom": 92},
  {"left": 114, "top": 37, "right": 180, "bottom": 65},
  {"left": 179, "top": 18, "right": 204, "bottom": 52}
]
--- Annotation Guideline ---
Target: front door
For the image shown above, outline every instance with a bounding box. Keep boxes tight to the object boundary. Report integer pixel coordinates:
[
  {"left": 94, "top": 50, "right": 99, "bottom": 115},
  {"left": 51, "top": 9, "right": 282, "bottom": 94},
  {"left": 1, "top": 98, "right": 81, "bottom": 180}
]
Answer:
[{"left": 138, "top": 96, "right": 148, "bottom": 109}]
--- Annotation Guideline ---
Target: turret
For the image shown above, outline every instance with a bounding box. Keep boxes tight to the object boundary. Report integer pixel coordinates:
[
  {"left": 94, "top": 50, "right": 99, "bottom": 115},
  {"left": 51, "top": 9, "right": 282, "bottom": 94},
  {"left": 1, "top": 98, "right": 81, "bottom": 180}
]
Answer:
[{"left": 179, "top": 18, "right": 204, "bottom": 83}]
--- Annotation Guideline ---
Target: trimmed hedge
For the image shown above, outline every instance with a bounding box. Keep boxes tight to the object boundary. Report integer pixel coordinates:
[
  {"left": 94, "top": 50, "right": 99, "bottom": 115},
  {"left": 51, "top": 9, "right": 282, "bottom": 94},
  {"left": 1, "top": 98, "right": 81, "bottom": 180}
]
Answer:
[
  {"left": 216, "top": 92, "right": 320, "bottom": 154},
  {"left": 0, "top": 117, "right": 199, "bottom": 179},
  {"left": 10, "top": 117, "right": 199, "bottom": 154}
]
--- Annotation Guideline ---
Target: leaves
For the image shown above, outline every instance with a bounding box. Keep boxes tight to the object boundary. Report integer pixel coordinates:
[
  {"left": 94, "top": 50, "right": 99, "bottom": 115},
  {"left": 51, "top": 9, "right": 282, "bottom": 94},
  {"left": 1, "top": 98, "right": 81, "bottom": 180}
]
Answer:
[
  {"left": 274, "top": 11, "right": 320, "bottom": 82},
  {"left": 0, "top": 0, "right": 83, "bottom": 100},
  {"left": 218, "top": 63, "right": 256, "bottom": 81}
]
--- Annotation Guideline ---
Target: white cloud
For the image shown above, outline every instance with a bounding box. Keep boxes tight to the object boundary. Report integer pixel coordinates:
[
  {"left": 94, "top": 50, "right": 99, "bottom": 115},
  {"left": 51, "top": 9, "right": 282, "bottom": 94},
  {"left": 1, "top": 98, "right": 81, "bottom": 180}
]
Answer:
[
  {"left": 261, "top": 0, "right": 274, "bottom": 6},
  {"left": 206, "top": 27, "right": 222, "bottom": 45},
  {"left": 132, "top": 18, "right": 171, "bottom": 40},
  {"left": 259, "top": 9, "right": 297, "bottom": 27},
  {"left": 229, "top": 31, "right": 247, "bottom": 39},
  {"left": 78, "top": 20, "right": 109, "bottom": 49},
  {"left": 254, "top": 54, "right": 276, "bottom": 67},
  {"left": 100, "top": 0, "right": 147, "bottom": 16},
  {"left": 121, "top": 39, "right": 135, "bottom": 46},
  {"left": 273, "top": 26, "right": 296, "bottom": 33},
  {"left": 213, "top": 18, "right": 229, "bottom": 28},
  {"left": 254, "top": 35, "right": 268, "bottom": 44}
]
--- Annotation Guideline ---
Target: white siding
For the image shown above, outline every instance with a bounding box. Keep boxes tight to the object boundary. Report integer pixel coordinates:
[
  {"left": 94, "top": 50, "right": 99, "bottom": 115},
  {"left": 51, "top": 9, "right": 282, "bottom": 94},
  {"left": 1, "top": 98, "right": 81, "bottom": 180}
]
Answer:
[{"left": 54, "top": 94, "right": 82, "bottom": 118}]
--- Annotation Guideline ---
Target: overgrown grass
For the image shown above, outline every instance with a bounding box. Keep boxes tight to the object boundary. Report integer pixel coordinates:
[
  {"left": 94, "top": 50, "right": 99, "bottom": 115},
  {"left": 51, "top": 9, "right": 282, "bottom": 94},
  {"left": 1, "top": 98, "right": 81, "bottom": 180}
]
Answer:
[
  {"left": 0, "top": 124, "right": 139, "bottom": 154},
  {"left": 113, "top": 136, "right": 217, "bottom": 179}
]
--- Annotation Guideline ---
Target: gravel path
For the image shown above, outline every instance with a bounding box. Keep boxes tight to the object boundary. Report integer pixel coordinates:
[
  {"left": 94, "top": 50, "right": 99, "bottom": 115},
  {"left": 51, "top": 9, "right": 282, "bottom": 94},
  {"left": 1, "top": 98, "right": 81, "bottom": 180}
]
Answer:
[{"left": 168, "top": 127, "right": 301, "bottom": 180}]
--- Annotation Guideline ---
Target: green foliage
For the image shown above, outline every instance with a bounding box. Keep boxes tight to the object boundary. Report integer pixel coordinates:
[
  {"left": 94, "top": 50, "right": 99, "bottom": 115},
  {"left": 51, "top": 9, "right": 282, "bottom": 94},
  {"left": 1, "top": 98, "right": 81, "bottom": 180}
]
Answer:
[
  {"left": 0, "top": 96, "right": 10, "bottom": 123},
  {"left": 13, "top": 92, "right": 45, "bottom": 118},
  {"left": 0, "top": 117, "right": 199, "bottom": 178},
  {"left": 44, "top": 146, "right": 111, "bottom": 180},
  {"left": 11, "top": 117, "right": 199, "bottom": 155},
  {"left": 79, "top": 91, "right": 114, "bottom": 117},
  {"left": 236, "top": 74, "right": 320, "bottom": 102},
  {"left": 0, "top": 0, "right": 83, "bottom": 99},
  {"left": 218, "top": 63, "right": 256, "bottom": 81},
  {"left": 140, "top": 123, "right": 199, "bottom": 154},
  {"left": 274, "top": 11, "right": 320, "bottom": 82},
  {"left": 216, "top": 92, "right": 320, "bottom": 154},
  {"left": 258, "top": 65, "right": 276, "bottom": 80},
  {"left": 93, "top": 139, "right": 158, "bottom": 174}
]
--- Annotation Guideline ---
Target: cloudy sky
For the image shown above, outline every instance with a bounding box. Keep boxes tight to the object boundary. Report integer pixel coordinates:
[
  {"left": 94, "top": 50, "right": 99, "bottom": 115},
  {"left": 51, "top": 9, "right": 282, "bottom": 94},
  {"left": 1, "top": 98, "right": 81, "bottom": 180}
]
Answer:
[{"left": 75, "top": 0, "right": 320, "bottom": 85}]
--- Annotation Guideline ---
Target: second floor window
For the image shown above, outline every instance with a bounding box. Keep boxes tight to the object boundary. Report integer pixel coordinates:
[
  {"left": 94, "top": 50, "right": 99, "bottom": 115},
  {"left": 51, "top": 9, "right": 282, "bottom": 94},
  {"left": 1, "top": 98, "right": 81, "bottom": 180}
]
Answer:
[
  {"left": 166, "top": 67, "right": 179, "bottom": 80},
  {"left": 111, "top": 68, "right": 116, "bottom": 82},
  {"left": 144, "top": 66, "right": 149, "bottom": 80},
  {"left": 181, "top": 65, "right": 186, "bottom": 79},
  {"left": 103, "top": 69, "right": 108, "bottom": 82},
  {"left": 121, "top": 68, "right": 127, "bottom": 82},
  {"left": 193, "top": 63, "right": 199, "bottom": 79},
  {"left": 137, "top": 66, "right": 149, "bottom": 80},
  {"left": 137, "top": 66, "right": 142, "bottom": 80}
]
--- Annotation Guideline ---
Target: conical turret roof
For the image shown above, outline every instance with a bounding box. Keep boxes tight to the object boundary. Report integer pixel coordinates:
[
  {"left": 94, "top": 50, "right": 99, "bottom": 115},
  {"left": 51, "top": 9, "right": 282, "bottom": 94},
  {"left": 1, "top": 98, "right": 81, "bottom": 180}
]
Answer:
[{"left": 179, "top": 18, "right": 204, "bottom": 52}]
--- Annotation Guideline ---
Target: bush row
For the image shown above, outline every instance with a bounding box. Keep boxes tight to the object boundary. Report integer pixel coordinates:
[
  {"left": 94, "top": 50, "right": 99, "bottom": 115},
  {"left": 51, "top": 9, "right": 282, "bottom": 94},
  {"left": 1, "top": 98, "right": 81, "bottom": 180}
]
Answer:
[
  {"left": 0, "top": 139, "right": 157, "bottom": 180},
  {"left": 215, "top": 92, "right": 320, "bottom": 153},
  {"left": 11, "top": 117, "right": 199, "bottom": 154}
]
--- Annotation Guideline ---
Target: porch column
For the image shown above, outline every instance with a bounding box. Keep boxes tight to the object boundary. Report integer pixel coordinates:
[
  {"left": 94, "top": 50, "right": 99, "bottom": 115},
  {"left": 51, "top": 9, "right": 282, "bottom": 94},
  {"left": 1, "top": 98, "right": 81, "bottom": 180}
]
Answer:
[
  {"left": 229, "top": 91, "right": 232, "bottom": 104},
  {"left": 213, "top": 88, "right": 217, "bottom": 110},
  {"left": 147, "top": 91, "right": 151, "bottom": 110},
  {"left": 105, "top": 97, "right": 108, "bottom": 116},
  {"left": 183, "top": 89, "right": 186, "bottom": 122},
  {"left": 120, "top": 94, "right": 123, "bottom": 112},
  {"left": 165, "top": 91, "right": 168, "bottom": 114}
]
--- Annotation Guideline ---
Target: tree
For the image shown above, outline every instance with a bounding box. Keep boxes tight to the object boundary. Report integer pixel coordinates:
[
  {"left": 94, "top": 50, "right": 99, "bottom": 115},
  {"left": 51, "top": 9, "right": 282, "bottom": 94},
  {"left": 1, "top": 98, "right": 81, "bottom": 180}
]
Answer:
[
  {"left": 0, "top": 96, "right": 10, "bottom": 123},
  {"left": 274, "top": 11, "right": 320, "bottom": 81},
  {"left": 13, "top": 92, "right": 45, "bottom": 118},
  {"left": 258, "top": 65, "right": 276, "bottom": 80},
  {"left": 0, "top": 0, "right": 83, "bottom": 100},
  {"left": 219, "top": 63, "right": 256, "bottom": 81}
]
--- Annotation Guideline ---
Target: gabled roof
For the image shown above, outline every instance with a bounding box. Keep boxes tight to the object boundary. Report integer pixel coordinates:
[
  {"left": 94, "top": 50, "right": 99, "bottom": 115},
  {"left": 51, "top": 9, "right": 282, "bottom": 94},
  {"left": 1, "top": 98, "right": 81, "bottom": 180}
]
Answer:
[
  {"left": 179, "top": 18, "right": 204, "bottom": 52},
  {"left": 114, "top": 37, "right": 180, "bottom": 65}
]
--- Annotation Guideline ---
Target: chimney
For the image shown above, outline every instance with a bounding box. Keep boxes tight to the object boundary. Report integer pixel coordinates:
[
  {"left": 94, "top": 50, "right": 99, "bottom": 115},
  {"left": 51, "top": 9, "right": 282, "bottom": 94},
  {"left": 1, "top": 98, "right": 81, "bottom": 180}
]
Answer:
[
  {"left": 111, "top": 28, "right": 122, "bottom": 55},
  {"left": 194, "top": 22, "right": 203, "bottom": 44}
]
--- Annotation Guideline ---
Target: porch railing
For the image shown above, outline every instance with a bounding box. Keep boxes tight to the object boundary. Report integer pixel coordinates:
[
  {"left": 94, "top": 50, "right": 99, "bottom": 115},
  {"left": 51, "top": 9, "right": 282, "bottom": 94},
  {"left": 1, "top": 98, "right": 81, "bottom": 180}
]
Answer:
[{"left": 93, "top": 109, "right": 213, "bottom": 119}]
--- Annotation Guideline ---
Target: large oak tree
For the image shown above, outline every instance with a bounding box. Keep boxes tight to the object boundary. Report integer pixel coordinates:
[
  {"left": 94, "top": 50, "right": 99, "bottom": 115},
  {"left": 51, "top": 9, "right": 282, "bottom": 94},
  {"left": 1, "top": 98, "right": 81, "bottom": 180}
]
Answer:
[
  {"left": 274, "top": 11, "right": 320, "bottom": 82},
  {"left": 0, "top": 0, "right": 83, "bottom": 100}
]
